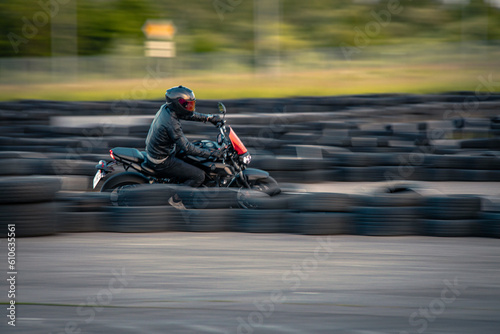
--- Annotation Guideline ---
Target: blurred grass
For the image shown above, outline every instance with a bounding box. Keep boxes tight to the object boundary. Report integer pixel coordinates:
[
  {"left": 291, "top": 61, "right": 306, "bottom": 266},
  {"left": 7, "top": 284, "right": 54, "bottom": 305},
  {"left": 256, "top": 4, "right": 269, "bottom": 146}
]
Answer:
[{"left": 0, "top": 62, "right": 495, "bottom": 101}]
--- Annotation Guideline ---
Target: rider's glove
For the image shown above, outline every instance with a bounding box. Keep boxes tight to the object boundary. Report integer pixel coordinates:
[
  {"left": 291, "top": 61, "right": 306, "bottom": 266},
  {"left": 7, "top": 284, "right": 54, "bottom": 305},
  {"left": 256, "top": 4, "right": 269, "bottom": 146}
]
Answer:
[
  {"left": 207, "top": 114, "right": 224, "bottom": 126},
  {"left": 209, "top": 149, "right": 225, "bottom": 159}
]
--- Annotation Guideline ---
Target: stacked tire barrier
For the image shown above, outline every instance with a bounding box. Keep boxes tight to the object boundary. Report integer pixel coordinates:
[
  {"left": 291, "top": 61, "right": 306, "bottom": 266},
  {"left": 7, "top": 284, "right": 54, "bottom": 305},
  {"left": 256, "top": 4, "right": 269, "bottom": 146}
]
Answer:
[
  {"left": 57, "top": 191, "right": 111, "bottom": 233},
  {"left": 0, "top": 93, "right": 499, "bottom": 237},
  {"left": 353, "top": 184, "right": 424, "bottom": 236},
  {"left": 287, "top": 192, "right": 357, "bottom": 235},
  {"left": 479, "top": 196, "right": 500, "bottom": 238},
  {"left": 0, "top": 178, "right": 498, "bottom": 238},
  {"left": 421, "top": 195, "right": 482, "bottom": 237},
  {"left": 0, "top": 94, "right": 500, "bottom": 185},
  {"left": 0, "top": 177, "right": 61, "bottom": 237}
]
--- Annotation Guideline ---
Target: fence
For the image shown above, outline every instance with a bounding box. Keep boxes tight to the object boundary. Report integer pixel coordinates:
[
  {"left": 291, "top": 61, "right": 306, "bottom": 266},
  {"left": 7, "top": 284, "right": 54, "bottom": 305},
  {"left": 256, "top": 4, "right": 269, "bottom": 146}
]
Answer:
[{"left": 0, "top": 42, "right": 498, "bottom": 85}]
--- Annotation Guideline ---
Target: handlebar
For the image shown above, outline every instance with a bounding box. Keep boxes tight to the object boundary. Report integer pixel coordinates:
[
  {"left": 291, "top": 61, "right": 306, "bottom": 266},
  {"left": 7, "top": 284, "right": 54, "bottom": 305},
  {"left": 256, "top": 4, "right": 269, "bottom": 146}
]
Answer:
[
  {"left": 209, "top": 146, "right": 228, "bottom": 162},
  {"left": 216, "top": 119, "right": 226, "bottom": 128}
]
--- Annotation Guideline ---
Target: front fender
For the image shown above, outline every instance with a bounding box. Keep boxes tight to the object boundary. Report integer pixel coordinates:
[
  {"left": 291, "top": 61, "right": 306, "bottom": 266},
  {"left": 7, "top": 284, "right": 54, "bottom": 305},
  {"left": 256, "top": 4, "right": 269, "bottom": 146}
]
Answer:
[{"left": 242, "top": 168, "right": 269, "bottom": 181}]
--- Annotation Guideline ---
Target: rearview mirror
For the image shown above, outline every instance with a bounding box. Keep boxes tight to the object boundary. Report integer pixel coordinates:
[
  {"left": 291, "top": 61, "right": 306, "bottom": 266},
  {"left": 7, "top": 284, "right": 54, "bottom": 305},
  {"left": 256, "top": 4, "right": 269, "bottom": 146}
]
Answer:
[{"left": 218, "top": 102, "right": 226, "bottom": 114}]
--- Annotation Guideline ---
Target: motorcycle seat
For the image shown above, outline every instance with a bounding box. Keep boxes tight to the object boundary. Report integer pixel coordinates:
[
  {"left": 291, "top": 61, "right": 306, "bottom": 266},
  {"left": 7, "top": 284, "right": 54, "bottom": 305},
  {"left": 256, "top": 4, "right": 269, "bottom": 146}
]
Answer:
[{"left": 111, "top": 147, "right": 144, "bottom": 163}]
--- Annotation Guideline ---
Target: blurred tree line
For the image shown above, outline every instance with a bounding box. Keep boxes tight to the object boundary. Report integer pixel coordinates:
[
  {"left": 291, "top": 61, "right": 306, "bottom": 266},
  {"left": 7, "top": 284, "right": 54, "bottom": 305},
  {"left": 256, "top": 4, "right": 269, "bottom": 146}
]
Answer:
[{"left": 0, "top": 0, "right": 499, "bottom": 57}]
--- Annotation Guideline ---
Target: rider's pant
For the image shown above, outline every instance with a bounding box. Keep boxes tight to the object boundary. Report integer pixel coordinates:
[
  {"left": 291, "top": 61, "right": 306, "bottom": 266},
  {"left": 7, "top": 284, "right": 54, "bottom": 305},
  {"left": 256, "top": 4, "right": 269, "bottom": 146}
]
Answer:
[{"left": 147, "top": 156, "right": 205, "bottom": 187}]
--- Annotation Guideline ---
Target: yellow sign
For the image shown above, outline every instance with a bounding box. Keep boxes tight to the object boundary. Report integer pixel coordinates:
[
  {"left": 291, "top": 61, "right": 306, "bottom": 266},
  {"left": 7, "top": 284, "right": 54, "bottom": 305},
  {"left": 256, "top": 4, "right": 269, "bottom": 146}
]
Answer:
[{"left": 142, "top": 20, "right": 176, "bottom": 40}]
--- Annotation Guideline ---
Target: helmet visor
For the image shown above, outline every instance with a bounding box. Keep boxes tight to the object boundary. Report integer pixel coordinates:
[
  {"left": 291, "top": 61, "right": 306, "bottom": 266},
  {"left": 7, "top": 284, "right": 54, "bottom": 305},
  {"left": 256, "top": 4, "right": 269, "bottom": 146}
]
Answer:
[{"left": 178, "top": 98, "right": 196, "bottom": 112}]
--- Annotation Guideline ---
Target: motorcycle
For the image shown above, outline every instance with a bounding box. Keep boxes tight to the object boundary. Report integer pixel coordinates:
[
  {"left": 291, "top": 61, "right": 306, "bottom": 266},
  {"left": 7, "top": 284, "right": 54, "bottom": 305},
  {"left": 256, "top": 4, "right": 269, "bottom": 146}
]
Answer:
[{"left": 92, "top": 102, "right": 280, "bottom": 197}]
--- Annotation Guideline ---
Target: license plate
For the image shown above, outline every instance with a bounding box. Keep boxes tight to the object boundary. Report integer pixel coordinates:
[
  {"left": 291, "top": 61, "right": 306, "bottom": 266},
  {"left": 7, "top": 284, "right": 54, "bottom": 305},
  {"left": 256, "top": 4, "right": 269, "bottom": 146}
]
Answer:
[{"left": 93, "top": 170, "right": 104, "bottom": 189}]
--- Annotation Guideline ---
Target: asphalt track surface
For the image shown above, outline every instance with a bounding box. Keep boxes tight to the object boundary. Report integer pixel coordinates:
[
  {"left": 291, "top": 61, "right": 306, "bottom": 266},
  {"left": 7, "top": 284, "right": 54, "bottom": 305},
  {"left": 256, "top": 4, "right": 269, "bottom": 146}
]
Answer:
[{"left": 1, "top": 233, "right": 499, "bottom": 334}]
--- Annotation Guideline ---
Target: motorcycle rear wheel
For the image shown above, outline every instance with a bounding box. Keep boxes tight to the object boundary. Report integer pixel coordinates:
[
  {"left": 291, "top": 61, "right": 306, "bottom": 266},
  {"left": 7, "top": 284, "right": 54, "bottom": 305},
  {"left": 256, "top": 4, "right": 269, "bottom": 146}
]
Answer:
[{"left": 100, "top": 172, "right": 149, "bottom": 192}]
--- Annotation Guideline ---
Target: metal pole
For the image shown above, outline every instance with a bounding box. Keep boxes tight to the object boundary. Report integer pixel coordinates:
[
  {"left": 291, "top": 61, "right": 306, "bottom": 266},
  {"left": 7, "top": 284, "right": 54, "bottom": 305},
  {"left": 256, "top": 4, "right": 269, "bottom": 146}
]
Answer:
[
  {"left": 51, "top": 0, "right": 78, "bottom": 82},
  {"left": 254, "top": 0, "right": 280, "bottom": 75}
]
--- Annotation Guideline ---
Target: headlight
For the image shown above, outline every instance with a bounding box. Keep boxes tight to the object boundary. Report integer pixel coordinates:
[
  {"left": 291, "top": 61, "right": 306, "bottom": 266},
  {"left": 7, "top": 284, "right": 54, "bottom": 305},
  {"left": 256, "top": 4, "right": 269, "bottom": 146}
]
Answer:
[{"left": 240, "top": 153, "right": 252, "bottom": 165}]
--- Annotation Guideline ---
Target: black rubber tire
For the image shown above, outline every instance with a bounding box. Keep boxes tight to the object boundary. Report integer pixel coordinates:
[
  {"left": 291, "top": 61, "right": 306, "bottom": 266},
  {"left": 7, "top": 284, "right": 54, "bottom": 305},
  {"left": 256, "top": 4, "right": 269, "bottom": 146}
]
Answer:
[
  {"left": 453, "top": 155, "right": 500, "bottom": 170},
  {"left": 420, "top": 219, "right": 478, "bottom": 237},
  {"left": 0, "top": 151, "right": 47, "bottom": 159},
  {"left": 287, "top": 212, "right": 354, "bottom": 235},
  {"left": 354, "top": 206, "right": 421, "bottom": 217},
  {"left": 0, "top": 176, "right": 61, "bottom": 204},
  {"left": 361, "top": 181, "right": 426, "bottom": 207},
  {"left": 0, "top": 202, "right": 59, "bottom": 237},
  {"left": 57, "top": 211, "right": 106, "bottom": 233},
  {"left": 251, "top": 157, "right": 332, "bottom": 171},
  {"left": 335, "top": 152, "right": 395, "bottom": 167},
  {"left": 182, "top": 209, "right": 234, "bottom": 232},
  {"left": 56, "top": 191, "right": 111, "bottom": 212},
  {"left": 423, "top": 195, "right": 481, "bottom": 220},
  {"left": 358, "top": 193, "right": 424, "bottom": 207},
  {"left": 354, "top": 219, "right": 418, "bottom": 236},
  {"left": 353, "top": 206, "right": 420, "bottom": 236},
  {"left": 103, "top": 206, "right": 175, "bottom": 232},
  {"left": 113, "top": 184, "right": 179, "bottom": 207},
  {"left": 100, "top": 172, "right": 149, "bottom": 192},
  {"left": 177, "top": 187, "right": 240, "bottom": 209},
  {"left": 272, "top": 170, "right": 338, "bottom": 183},
  {"left": 0, "top": 158, "right": 47, "bottom": 176},
  {"left": 460, "top": 139, "right": 500, "bottom": 150},
  {"left": 44, "top": 159, "right": 96, "bottom": 176},
  {"left": 233, "top": 209, "right": 285, "bottom": 233},
  {"left": 480, "top": 196, "right": 500, "bottom": 213},
  {"left": 479, "top": 212, "right": 500, "bottom": 238},
  {"left": 236, "top": 191, "right": 298, "bottom": 210},
  {"left": 450, "top": 169, "right": 491, "bottom": 182},
  {"left": 337, "top": 167, "right": 389, "bottom": 182},
  {"left": 429, "top": 168, "right": 463, "bottom": 182},
  {"left": 248, "top": 176, "right": 281, "bottom": 196},
  {"left": 290, "top": 192, "right": 360, "bottom": 212}
]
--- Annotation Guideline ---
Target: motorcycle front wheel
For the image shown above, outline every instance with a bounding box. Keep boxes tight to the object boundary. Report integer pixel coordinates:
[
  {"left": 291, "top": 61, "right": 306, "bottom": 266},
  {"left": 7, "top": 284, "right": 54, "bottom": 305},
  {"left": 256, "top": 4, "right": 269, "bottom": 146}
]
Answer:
[{"left": 248, "top": 176, "right": 281, "bottom": 196}]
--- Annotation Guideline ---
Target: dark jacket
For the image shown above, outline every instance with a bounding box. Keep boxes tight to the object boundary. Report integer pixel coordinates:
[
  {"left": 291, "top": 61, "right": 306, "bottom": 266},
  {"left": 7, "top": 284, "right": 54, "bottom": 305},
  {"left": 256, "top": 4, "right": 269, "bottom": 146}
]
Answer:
[{"left": 145, "top": 104, "right": 212, "bottom": 161}]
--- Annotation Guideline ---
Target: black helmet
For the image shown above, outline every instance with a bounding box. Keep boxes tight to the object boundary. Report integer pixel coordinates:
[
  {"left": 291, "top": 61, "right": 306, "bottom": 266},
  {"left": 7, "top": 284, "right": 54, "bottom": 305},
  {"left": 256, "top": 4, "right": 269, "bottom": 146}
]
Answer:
[{"left": 165, "top": 85, "right": 196, "bottom": 117}]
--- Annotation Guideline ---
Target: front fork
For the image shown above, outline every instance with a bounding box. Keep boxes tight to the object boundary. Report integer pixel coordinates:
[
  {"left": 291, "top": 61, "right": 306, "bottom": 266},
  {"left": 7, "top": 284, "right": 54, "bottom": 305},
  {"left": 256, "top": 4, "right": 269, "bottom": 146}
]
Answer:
[
  {"left": 227, "top": 171, "right": 250, "bottom": 188},
  {"left": 239, "top": 171, "right": 251, "bottom": 188}
]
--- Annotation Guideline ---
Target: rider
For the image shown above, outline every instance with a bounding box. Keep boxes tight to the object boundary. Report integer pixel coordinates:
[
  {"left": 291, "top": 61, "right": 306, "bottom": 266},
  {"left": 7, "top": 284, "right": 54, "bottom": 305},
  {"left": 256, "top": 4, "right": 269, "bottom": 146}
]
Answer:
[{"left": 145, "top": 85, "right": 224, "bottom": 192}]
